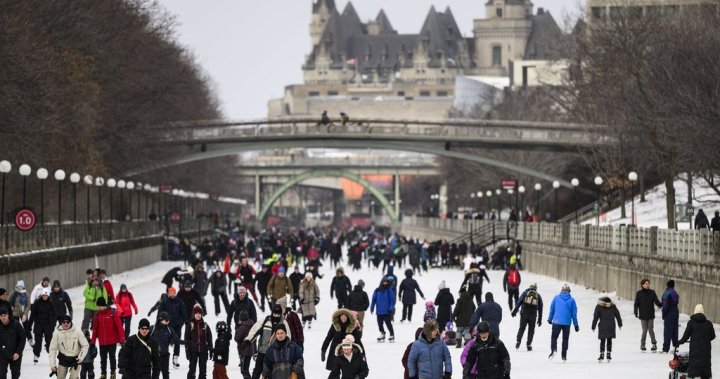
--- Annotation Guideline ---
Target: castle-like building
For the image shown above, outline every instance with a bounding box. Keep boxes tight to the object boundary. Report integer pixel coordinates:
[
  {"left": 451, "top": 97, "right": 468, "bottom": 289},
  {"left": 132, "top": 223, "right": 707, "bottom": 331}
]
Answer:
[{"left": 268, "top": 0, "right": 563, "bottom": 119}]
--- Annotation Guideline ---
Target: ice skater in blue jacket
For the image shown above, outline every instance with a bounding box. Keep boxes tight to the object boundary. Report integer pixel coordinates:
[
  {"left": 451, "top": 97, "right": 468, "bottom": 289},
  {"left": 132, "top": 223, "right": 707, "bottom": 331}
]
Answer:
[
  {"left": 370, "top": 276, "right": 396, "bottom": 342},
  {"left": 547, "top": 284, "right": 578, "bottom": 361}
]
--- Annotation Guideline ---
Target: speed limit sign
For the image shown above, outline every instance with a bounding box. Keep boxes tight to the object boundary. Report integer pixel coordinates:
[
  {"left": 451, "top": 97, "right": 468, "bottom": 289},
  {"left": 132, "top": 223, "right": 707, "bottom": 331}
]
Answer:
[{"left": 15, "top": 208, "right": 37, "bottom": 232}]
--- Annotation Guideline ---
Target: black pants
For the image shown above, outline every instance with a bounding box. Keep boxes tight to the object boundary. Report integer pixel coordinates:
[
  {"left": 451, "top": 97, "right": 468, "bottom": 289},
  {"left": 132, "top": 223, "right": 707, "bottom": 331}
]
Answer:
[
  {"left": 251, "top": 353, "right": 265, "bottom": 379},
  {"left": 80, "top": 362, "right": 94, "bottom": 379},
  {"left": 239, "top": 355, "right": 252, "bottom": 379},
  {"left": 159, "top": 352, "right": 170, "bottom": 379},
  {"left": 376, "top": 314, "right": 395, "bottom": 336},
  {"left": 516, "top": 312, "right": 536, "bottom": 347},
  {"left": 213, "top": 292, "right": 230, "bottom": 315},
  {"left": 258, "top": 290, "right": 268, "bottom": 311},
  {"left": 121, "top": 316, "right": 132, "bottom": 340},
  {"left": 172, "top": 325, "right": 183, "bottom": 356},
  {"left": 99, "top": 344, "right": 117, "bottom": 374},
  {"left": 336, "top": 296, "right": 348, "bottom": 309},
  {"left": 401, "top": 304, "right": 414, "bottom": 322},
  {"left": 187, "top": 351, "right": 208, "bottom": 379},
  {"left": 600, "top": 338, "right": 613, "bottom": 352},
  {"left": 550, "top": 324, "right": 570, "bottom": 358},
  {"left": 0, "top": 356, "right": 21, "bottom": 379},
  {"left": 33, "top": 326, "right": 53, "bottom": 357},
  {"left": 507, "top": 288, "right": 519, "bottom": 310},
  {"left": 471, "top": 291, "right": 482, "bottom": 306}
]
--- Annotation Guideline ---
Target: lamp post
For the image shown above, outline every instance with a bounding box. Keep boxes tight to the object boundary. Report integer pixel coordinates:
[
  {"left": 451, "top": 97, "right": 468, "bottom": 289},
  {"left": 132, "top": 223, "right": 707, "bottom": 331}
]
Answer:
[
  {"left": 518, "top": 185, "right": 525, "bottom": 219},
  {"left": 552, "top": 181, "right": 560, "bottom": 222},
  {"left": 470, "top": 193, "right": 476, "bottom": 213},
  {"left": 144, "top": 184, "right": 151, "bottom": 220},
  {"left": 594, "top": 176, "right": 603, "bottom": 226},
  {"left": 0, "top": 160, "right": 11, "bottom": 229},
  {"left": 127, "top": 181, "right": 135, "bottom": 221},
  {"left": 107, "top": 179, "right": 116, "bottom": 222},
  {"left": 95, "top": 177, "right": 105, "bottom": 223},
  {"left": 70, "top": 173, "right": 80, "bottom": 224},
  {"left": 476, "top": 191, "right": 483, "bottom": 217},
  {"left": 486, "top": 190, "right": 492, "bottom": 219},
  {"left": 54, "top": 170, "right": 65, "bottom": 227},
  {"left": 19, "top": 164, "right": 31, "bottom": 207},
  {"left": 37, "top": 168, "right": 48, "bottom": 224},
  {"left": 571, "top": 178, "right": 580, "bottom": 224},
  {"left": 84, "top": 175, "right": 93, "bottom": 224},
  {"left": 118, "top": 180, "right": 126, "bottom": 220},
  {"left": 135, "top": 182, "right": 142, "bottom": 219},
  {"left": 628, "top": 172, "right": 638, "bottom": 226},
  {"left": 534, "top": 183, "right": 542, "bottom": 221},
  {"left": 496, "top": 189, "right": 502, "bottom": 221}
]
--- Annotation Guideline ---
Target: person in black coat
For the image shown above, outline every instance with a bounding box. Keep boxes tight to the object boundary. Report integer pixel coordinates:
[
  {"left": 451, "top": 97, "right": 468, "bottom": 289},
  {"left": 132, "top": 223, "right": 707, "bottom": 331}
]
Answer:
[
  {"left": 461, "top": 265, "right": 490, "bottom": 306},
  {"left": 469, "top": 292, "right": 503, "bottom": 338},
  {"left": 255, "top": 265, "right": 273, "bottom": 313},
  {"left": 452, "top": 289, "right": 476, "bottom": 347},
  {"left": 678, "top": 304, "right": 715, "bottom": 379},
  {"left": 711, "top": 211, "right": 720, "bottom": 232},
  {"left": 118, "top": 318, "right": 161, "bottom": 379},
  {"left": 212, "top": 321, "right": 232, "bottom": 379},
  {"left": 0, "top": 306, "right": 26, "bottom": 379},
  {"left": 178, "top": 281, "right": 206, "bottom": 320},
  {"left": 210, "top": 270, "right": 230, "bottom": 317},
  {"left": 321, "top": 308, "right": 362, "bottom": 372},
  {"left": 185, "top": 305, "right": 213, "bottom": 379},
  {"left": 591, "top": 296, "right": 622, "bottom": 361},
  {"left": 633, "top": 278, "right": 662, "bottom": 351},
  {"left": 149, "top": 312, "right": 181, "bottom": 379},
  {"left": 288, "top": 266, "right": 304, "bottom": 309},
  {"left": 161, "top": 267, "right": 183, "bottom": 289},
  {"left": 511, "top": 283, "right": 543, "bottom": 351},
  {"left": 463, "top": 321, "right": 511, "bottom": 379},
  {"left": 694, "top": 209, "right": 710, "bottom": 229},
  {"left": 329, "top": 334, "right": 369, "bottom": 379},
  {"left": 157, "top": 288, "right": 187, "bottom": 366},
  {"left": 28, "top": 288, "right": 56, "bottom": 361},
  {"left": 434, "top": 281, "right": 455, "bottom": 333},
  {"left": 346, "top": 281, "right": 369, "bottom": 325},
  {"left": 49, "top": 281, "right": 73, "bottom": 323},
  {"left": 398, "top": 269, "right": 425, "bottom": 323},
  {"left": 331, "top": 268, "right": 353, "bottom": 309},
  {"left": 227, "top": 287, "right": 258, "bottom": 326}
]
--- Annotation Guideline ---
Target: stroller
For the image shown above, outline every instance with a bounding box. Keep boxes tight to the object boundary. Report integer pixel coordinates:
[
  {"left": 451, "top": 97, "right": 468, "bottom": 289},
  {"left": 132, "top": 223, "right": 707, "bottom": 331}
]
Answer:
[{"left": 668, "top": 351, "right": 689, "bottom": 379}]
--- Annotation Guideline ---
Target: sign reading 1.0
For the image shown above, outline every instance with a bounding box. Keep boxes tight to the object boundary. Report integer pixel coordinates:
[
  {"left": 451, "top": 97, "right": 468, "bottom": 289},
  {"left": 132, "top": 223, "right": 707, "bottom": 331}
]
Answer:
[{"left": 15, "top": 208, "right": 37, "bottom": 232}]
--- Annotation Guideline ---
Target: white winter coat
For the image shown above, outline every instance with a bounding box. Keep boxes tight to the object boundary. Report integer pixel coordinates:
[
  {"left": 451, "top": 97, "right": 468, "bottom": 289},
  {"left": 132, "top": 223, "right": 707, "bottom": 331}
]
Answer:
[{"left": 48, "top": 325, "right": 89, "bottom": 369}]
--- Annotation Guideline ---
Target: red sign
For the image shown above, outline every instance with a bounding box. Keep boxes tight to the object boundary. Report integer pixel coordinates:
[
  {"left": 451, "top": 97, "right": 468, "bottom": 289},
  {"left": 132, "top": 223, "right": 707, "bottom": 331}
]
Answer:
[
  {"left": 209, "top": 192, "right": 220, "bottom": 201},
  {"left": 160, "top": 184, "right": 173, "bottom": 193},
  {"left": 169, "top": 211, "right": 182, "bottom": 224},
  {"left": 15, "top": 208, "right": 37, "bottom": 231},
  {"left": 501, "top": 179, "right": 518, "bottom": 189}
]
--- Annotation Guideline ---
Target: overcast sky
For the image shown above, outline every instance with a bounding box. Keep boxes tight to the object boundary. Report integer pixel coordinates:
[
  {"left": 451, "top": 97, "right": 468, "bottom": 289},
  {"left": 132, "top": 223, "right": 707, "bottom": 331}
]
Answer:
[{"left": 157, "top": 0, "right": 582, "bottom": 120}]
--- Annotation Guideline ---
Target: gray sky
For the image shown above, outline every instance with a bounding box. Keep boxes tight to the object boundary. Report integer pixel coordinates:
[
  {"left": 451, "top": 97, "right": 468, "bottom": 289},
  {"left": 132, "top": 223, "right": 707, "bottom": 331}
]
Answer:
[{"left": 157, "top": 0, "right": 582, "bottom": 120}]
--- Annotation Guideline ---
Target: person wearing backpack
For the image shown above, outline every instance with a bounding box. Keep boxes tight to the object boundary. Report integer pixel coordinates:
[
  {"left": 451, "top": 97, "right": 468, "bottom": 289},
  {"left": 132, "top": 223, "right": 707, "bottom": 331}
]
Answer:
[
  {"left": 503, "top": 264, "right": 521, "bottom": 311},
  {"left": 460, "top": 264, "right": 489, "bottom": 306},
  {"left": 511, "top": 283, "right": 543, "bottom": 351}
]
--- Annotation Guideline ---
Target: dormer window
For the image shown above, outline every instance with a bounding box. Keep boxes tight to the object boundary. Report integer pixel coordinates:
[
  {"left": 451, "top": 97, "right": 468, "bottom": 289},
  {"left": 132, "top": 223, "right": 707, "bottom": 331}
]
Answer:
[{"left": 496, "top": 8, "right": 503, "bottom": 17}]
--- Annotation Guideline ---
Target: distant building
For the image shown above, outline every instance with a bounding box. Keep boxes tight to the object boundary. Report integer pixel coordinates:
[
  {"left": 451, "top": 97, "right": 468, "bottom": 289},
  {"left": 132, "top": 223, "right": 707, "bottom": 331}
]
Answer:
[
  {"left": 587, "top": 0, "right": 718, "bottom": 21},
  {"left": 268, "top": 0, "right": 564, "bottom": 120},
  {"left": 453, "top": 76, "right": 509, "bottom": 117}
]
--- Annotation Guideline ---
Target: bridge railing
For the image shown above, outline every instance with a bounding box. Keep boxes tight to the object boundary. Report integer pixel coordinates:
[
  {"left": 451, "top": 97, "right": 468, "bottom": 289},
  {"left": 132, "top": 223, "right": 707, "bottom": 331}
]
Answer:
[{"left": 403, "top": 216, "right": 720, "bottom": 263}]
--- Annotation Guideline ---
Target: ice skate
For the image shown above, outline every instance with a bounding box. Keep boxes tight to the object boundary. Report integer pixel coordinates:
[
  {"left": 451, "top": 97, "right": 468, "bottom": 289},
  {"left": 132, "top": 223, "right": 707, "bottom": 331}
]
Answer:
[
  {"left": 307, "top": 320, "right": 312, "bottom": 329},
  {"left": 110, "top": 371, "right": 116, "bottom": 379},
  {"left": 99, "top": 374, "right": 106, "bottom": 379},
  {"left": 388, "top": 335, "right": 395, "bottom": 342},
  {"left": 597, "top": 352, "right": 604, "bottom": 362},
  {"left": 606, "top": 352, "right": 611, "bottom": 362},
  {"left": 640, "top": 344, "right": 646, "bottom": 352},
  {"left": 377, "top": 333, "right": 386, "bottom": 342},
  {"left": 33, "top": 354, "right": 39, "bottom": 364},
  {"left": 515, "top": 341, "right": 520, "bottom": 350},
  {"left": 651, "top": 343, "right": 657, "bottom": 353},
  {"left": 548, "top": 351, "right": 556, "bottom": 360},
  {"left": 172, "top": 355, "right": 180, "bottom": 368},
  {"left": 526, "top": 345, "right": 532, "bottom": 351}
]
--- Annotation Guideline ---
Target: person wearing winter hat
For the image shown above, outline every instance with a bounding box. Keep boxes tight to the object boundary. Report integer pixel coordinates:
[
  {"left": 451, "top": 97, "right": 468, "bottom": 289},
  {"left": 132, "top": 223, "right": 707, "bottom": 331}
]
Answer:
[
  {"left": 331, "top": 267, "right": 353, "bottom": 309},
  {"left": 91, "top": 295, "right": 125, "bottom": 379},
  {"left": 469, "top": 292, "right": 502, "bottom": 338},
  {"left": 678, "top": 304, "right": 715, "bottom": 378},
  {"left": 591, "top": 294, "right": 623, "bottom": 362},
  {"left": 0, "top": 306, "right": 26, "bottom": 379},
  {"left": 434, "top": 281, "right": 455, "bottom": 333},
  {"left": 347, "top": 279, "right": 370, "bottom": 325},
  {"left": 299, "top": 272, "right": 320, "bottom": 329},
  {"left": 262, "top": 323, "right": 303, "bottom": 379},
  {"left": 267, "top": 266, "right": 294, "bottom": 305},
  {"left": 0, "top": 289, "right": 12, "bottom": 319},
  {"left": 118, "top": 318, "right": 160, "bottom": 379},
  {"left": 423, "top": 300, "right": 437, "bottom": 322},
  {"left": 547, "top": 284, "right": 579, "bottom": 361},
  {"left": 49, "top": 281, "right": 73, "bottom": 326},
  {"left": 330, "top": 333, "right": 369, "bottom": 379},
  {"left": 408, "top": 320, "right": 452, "bottom": 379},
  {"left": 661, "top": 279, "right": 680, "bottom": 353},
  {"left": 49, "top": 313, "right": 89, "bottom": 378},
  {"left": 511, "top": 282, "right": 543, "bottom": 351},
  {"left": 149, "top": 311, "right": 181, "bottom": 379},
  {"left": 30, "top": 276, "right": 51, "bottom": 305},
  {"left": 185, "top": 305, "right": 212, "bottom": 379},
  {"left": 370, "top": 277, "right": 396, "bottom": 342},
  {"left": 278, "top": 297, "right": 304, "bottom": 349},
  {"left": 463, "top": 321, "right": 511, "bottom": 379},
  {"left": 246, "top": 302, "right": 290, "bottom": 379},
  {"left": 115, "top": 284, "right": 138, "bottom": 340},
  {"left": 28, "top": 287, "right": 56, "bottom": 363},
  {"left": 178, "top": 280, "right": 206, "bottom": 322},
  {"left": 8, "top": 280, "right": 27, "bottom": 322},
  {"left": 211, "top": 321, "right": 232, "bottom": 379},
  {"left": 235, "top": 310, "right": 255, "bottom": 378},
  {"left": 399, "top": 269, "right": 425, "bottom": 323}
]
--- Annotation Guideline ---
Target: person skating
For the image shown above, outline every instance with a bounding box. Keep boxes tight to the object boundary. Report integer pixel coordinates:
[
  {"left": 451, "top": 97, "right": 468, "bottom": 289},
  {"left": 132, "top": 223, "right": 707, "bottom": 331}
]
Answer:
[
  {"left": 502, "top": 264, "right": 521, "bottom": 311},
  {"left": 0, "top": 306, "right": 25, "bottom": 379},
  {"left": 185, "top": 305, "right": 212, "bottom": 379},
  {"left": 288, "top": 266, "right": 303, "bottom": 309},
  {"left": 346, "top": 280, "right": 369, "bottom": 325},
  {"left": 255, "top": 265, "right": 273, "bottom": 313},
  {"left": 510, "top": 283, "right": 543, "bottom": 351},
  {"left": 547, "top": 284, "right": 579, "bottom": 361},
  {"left": 434, "top": 281, "right": 455, "bottom": 333},
  {"left": 469, "top": 292, "right": 502, "bottom": 338},
  {"left": 398, "top": 269, "right": 425, "bottom": 323},
  {"left": 149, "top": 312, "right": 181, "bottom": 379},
  {"left": 407, "top": 320, "right": 452, "bottom": 379},
  {"left": 210, "top": 270, "right": 230, "bottom": 317},
  {"left": 321, "top": 308, "right": 363, "bottom": 371},
  {"left": 245, "top": 304, "right": 290, "bottom": 379},
  {"left": 82, "top": 277, "right": 108, "bottom": 331},
  {"left": 49, "top": 281, "right": 73, "bottom": 324},
  {"left": 330, "top": 268, "right": 352, "bottom": 309},
  {"left": 192, "top": 264, "right": 209, "bottom": 297},
  {"left": 370, "top": 278, "right": 396, "bottom": 342},
  {"left": 8, "top": 281, "right": 28, "bottom": 322},
  {"left": 423, "top": 301, "right": 436, "bottom": 322},
  {"left": 298, "top": 273, "right": 320, "bottom": 329},
  {"left": 114, "top": 284, "right": 138, "bottom": 340},
  {"left": 633, "top": 278, "right": 661, "bottom": 352},
  {"left": 91, "top": 297, "right": 125, "bottom": 379},
  {"left": 117, "top": 318, "right": 160, "bottom": 379},
  {"left": 49, "top": 314, "right": 89, "bottom": 379},
  {"left": 261, "top": 324, "right": 304, "bottom": 379},
  {"left": 227, "top": 286, "right": 258, "bottom": 327},
  {"left": 178, "top": 281, "right": 206, "bottom": 320},
  {"left": 266, "top": 267, "right": 294, "bottom": 305},
  {"left": 30, "top": 276, "right": 51, "bottom": 305},
  {"left": 157, "top": 287, "right": 187, "bottom": 369},
  {"left": 462, "top": 321, "right": 510, "bottom": 379},
  {"left": 329, "top": 334, "right": 369, "bottom": 379},
  {"left": 28, "top": 287, "right": 56, "bottom": 363},
  {"left": 461, "top": 264, "right": 490, "bottom": 306},
  {"left": 211, "top": 321, "right": 231, "bottom": 379},
  {"left": 234, "top": 311, "right": 254, "bottom": 379},
  {"left": 591, "top": 295, "right": 622, "bottom": 362},
  {"left": 276, "top": 298, "right": 304, "bottom": 349},
  {"left": 80, "top": 329, "right": 97, "bottom": 379},
  {"left": 678, "top": 304, "right": 715, "bottom": 379},
  {"left": 452, "top": 288, "right": 476, "bottom": 348},
  {"left": 0, "top": 290, "right": 13, "bottom": 323},
  {"left": 661, "top": 279, "right": 680, "bottom": 353},
  {"left": 237, "top": 257, "right": 259, "bottom": 304}
]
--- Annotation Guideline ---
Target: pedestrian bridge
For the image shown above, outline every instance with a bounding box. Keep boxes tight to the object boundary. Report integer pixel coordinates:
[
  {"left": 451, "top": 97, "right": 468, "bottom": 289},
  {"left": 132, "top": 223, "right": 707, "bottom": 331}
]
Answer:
[{"left": 233, "top": 154, "right": 439, "bottom": 176}]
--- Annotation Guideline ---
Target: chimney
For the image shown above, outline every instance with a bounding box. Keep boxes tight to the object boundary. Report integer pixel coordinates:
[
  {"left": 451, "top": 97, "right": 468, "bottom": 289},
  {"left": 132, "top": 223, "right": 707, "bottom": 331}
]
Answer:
[{"left": 538, "top": 7, "right": 545, "bottom": 15}]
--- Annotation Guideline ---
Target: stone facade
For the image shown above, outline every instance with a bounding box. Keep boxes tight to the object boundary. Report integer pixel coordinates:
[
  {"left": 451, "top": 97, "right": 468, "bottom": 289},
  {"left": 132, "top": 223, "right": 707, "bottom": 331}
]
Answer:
[{"left": 587, "top": 0, "right": 717, "bottom": 21}]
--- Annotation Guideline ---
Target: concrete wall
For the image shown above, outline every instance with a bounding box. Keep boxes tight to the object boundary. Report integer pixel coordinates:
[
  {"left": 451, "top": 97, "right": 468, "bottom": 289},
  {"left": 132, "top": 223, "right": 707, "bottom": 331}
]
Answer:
[
  {"left": 400, "top": 224, "right": 720, "bottom": 323},
  {"left": 0, "top": 237, "right": 161, "bottom": 292}
]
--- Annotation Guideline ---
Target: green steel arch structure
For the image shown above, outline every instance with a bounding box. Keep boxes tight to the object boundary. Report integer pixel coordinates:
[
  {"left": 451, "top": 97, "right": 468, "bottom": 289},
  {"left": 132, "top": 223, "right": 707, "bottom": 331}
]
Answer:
[{"left": 258, "top": 169, "right": 398, "bottom": 222}]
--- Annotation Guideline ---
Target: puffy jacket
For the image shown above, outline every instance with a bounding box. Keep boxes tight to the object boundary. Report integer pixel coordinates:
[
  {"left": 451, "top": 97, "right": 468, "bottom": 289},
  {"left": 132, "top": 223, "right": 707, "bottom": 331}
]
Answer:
[
  {"left": 91, "top": 308, "right": 125, "bottom": 346},
  {"left": 49, "top": 289, "right": 73, "bottom": 319},
  {"left": 227, "top": 292, "right": 258, "bottom": 326},
  {"left": 407, "top": 334, "right": 452, "bottom": 379},
  {"left": 347, "top": 286, "right": 369, "bottom": 312},
  {"left": 49, "top": 324, "right": 89, "bottom": 368},
  {"left": 329, "top": 344, "right": 369, "bottom": 379},
  {"left": 434, "top": 288, "right": 455, "bottom": 329},
  {"left": 370, "top": 286, "right": 395, "bottom": 316},
  {"left": 118, "top": 333, "right": 160, "bottom": 379},
  {"left": 453, "top": 292, "right": 476, "bottom": 327},
  {"left": 0, "top": 317, "right": 26, "bottom": 360},
  {"left": 399, "top": 272, "right": 425, "bottom": 305},
  {"left": 184, "top": 319, "right": 212, "bottom": 354},
  {"left": 678, "top": 313, "right": 716, "bottom": 378},
  {"left": 331, "top": 275, "right": 352, "bottom": 301},
  {"left": 462, "top": 334, "right": 510, "bottom": 379},
  {"left": 633, "top": 288, "right": 661, "bottom": 320},
  {"left": 157, "top": 296, "right": 187, "bottom": 328},
  {"left": 149, "top": 323, "right": 181, "bottom": 355},
  {"left": 29, "top": 298, "right": 56, "bottom": 332},
  {"left": 321, "top": 309, "right": 362, "bottom": 371},
  {"left": 661, "top": 287, "right": 679, "bottom": 320},
  {"left": 212, "top": 331, "right": 232, "bottom": 365},
  {"left": 262, "top": 339, "right": 304, "bottom": 379},
  {"left": 267, "top": 275, "right": 294, "bottom": 301},
  {"left": 83, "top": 284, "right": 108, "bottom": 312},
  {"left": 115, "top": 291, "right": 138, "bottom": 318},
  {"left": 298, "top": 278, "right": 320, "bottom": 317},
  {"left": 591, "top": 297, "right": 622, "bottom": 339},
  {"left": 469, "top": 299, "right": 503, "bottom": 337},
  {"left": 548, "top": 292, "right": 578, "bottom": 327}
]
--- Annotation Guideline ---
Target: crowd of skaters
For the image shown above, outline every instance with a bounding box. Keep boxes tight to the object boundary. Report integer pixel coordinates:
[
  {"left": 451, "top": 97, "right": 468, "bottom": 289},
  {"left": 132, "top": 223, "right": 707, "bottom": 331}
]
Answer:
[{"left": 0, "top": 224, "right": 716, "bottom": 379}]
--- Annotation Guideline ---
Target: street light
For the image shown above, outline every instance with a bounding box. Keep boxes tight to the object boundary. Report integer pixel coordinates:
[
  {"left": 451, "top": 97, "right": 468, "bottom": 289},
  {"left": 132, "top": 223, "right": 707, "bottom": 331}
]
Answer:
[
  {"left": 495, "top": 189, "right": 502, "bottom": 221},
  {"left": 70, "top": 173, "right": 80, "bottom": 224},
  {"left": 95, "top": 177, "right": 104, "bottom": 223},
  {"left": 37, "top": 168, "right": 48, "bottom": 224},
  {"left": 594, "top": 176, "right": 603, "bottom": 226},
  {"left": 0, "top": 160, "right": 11, "bottom": 228},
  {"left": 534, "top": 183, "right": 542, "bottom": 221},
  {"left": 19, "top": 164, "right": 31, "bottom": 207},
  {"left": 552, "top": 181, "right": 560, "bottom": 222},
  {"left": 84, "top": 175, "right": 93, "bottom": 224},
  {"left": 571, "top": 178, "right": 580, "bottom": 224},
  {"left": 135, "top": 182, "right": 142, "bottom": 219},
  {"left": 518, "top": 185, "right": 526, "bottom": 219},
  {"left": 628, "top": 172, "right": 638, "bottom": 226},
  {"left": 144, "top": 184, "right": 151, "bottom": 220},
  {"left": 127, "top": 181, "right": 135, "bottom": 221},
  {"left": 54, "top": 170, "right": 65, "bottom": 225},
  {"left": 485, "top": 190, "right": 492, "bottom": 218},
  {"left": 107, "top": 179, "right": 116, "bottom": 222}
]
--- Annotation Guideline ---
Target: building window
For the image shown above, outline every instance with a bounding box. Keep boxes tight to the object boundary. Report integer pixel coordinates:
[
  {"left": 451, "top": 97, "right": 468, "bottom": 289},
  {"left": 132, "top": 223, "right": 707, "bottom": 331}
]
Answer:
[
  {"left": 627, "top": 6, "right": 643, "bottom": 19},
  {"left": 420, "top": 91, "right": 431, "bottom": 97},
  {"left": 665, "top": 5, "right": 678, "bottom": 16},
  {"left": 645, "top": 6, "right": 661, "bottom": 16},
  {"left": 609, "top": 6, "right": 623, "bottom": 20},
  {"left": 591, "top": 7, "right": 606, "bottom": 20},
  {"left": 496, "top": 8, "right": 503, "bottom": 17},
  {"left": 492, "top": 45, "right": 502, "bottom": 66},
  {"left": 327, "top": 91, "right": 338, "bottom": 96},
  {"left": 397, "top": 91, "right": 405, "bottom": 96},
  {"left": 437, "top": 91, "right": 448, "bottom": 97},
  {"left": 308, "top": 91, "right": 320, "bottom": 97}
]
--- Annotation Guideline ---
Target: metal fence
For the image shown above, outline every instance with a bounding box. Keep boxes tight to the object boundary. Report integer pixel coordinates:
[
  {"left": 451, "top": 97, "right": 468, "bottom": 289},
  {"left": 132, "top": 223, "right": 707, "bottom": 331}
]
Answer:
[{"left": 404, "top": 216, "right": 720, "bottom": 264}]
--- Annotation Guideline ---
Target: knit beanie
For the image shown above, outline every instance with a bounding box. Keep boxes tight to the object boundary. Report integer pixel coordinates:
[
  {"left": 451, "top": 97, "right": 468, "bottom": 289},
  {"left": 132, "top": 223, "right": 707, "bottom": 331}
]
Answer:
[
  {"left": 694, "top": 304, "right": 704, "bottom": 315},
  {"left": 193, "top": 305, "right": 203, "bottom": 315},
  {"left": 138, "top": 318, "right": 151, "bottom": 329},
  {"left": 438, "top": 280, "right": 446, "bottom": 290},
  {"left": 561, "top": 284, "right": 571, "bottom": 293}
]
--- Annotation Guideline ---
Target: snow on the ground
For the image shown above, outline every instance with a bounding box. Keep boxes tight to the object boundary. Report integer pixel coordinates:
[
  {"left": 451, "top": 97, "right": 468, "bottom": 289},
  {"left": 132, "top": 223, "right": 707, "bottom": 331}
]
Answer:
[
  {"left": 587, "top": 175, "right": 720, "bottom": 229},
  {"left": 21, "top": 259, "right": 720, "bottom": 378}
]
